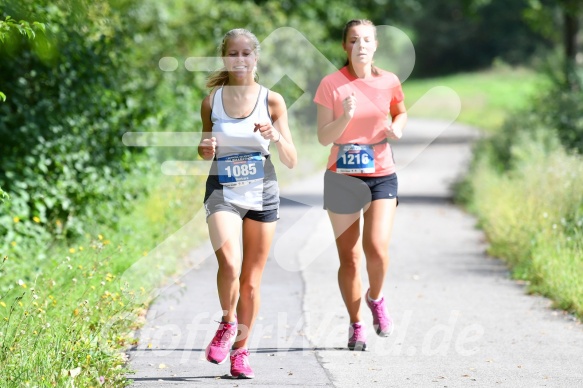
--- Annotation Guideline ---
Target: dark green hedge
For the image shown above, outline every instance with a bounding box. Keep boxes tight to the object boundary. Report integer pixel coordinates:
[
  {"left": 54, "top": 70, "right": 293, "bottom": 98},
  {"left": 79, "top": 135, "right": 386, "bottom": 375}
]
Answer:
[{"left": 0, "top": 0, "right": 153, "bottom": 252}]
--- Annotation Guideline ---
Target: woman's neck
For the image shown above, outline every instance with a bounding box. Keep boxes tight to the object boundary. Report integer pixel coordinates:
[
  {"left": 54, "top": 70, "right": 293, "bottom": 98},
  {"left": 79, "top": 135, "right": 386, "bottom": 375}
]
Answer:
[
  {"left": 224, "top": 78, "right": 258, "bottom": 98},
  {"left": 227, "top": 75, "right": 255, "bottom": 86},
  {"left": 348, "top": 63, "right": 372, "bottom": 79}
]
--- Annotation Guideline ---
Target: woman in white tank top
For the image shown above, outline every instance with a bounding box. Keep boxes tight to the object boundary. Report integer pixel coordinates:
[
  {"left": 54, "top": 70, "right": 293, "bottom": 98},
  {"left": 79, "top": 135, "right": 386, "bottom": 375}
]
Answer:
[{"left": 197, "top": 28, "right": 297, "bottom": 379}]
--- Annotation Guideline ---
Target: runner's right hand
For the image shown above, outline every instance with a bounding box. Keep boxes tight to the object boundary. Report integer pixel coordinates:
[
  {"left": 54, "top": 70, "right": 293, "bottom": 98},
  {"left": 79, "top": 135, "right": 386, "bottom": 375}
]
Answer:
[
  {"left": 343, "top": 92, "right": 356, "bottom": 119},
  {"left": 200, "top": 137, "right": 217, "bottom": 159}
]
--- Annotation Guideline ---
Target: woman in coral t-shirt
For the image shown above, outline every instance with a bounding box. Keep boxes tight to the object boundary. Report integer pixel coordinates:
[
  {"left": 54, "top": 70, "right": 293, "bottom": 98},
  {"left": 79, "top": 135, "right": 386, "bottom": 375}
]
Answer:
[{"left": 314, "top": 19, "right": 407, "bottom": 351}]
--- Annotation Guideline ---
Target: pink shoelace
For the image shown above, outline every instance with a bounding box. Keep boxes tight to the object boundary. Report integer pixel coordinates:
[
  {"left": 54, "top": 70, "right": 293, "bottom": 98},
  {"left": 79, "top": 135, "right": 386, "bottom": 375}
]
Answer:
[
  {"left": 350, "top": 324, "right": 365, "bottom": 341},
  {"left": 371, "top": 300, "right": 389, "bottom": 325},
  {"left": 211, "top": 323, "right": 235, "bottom": 347},
  {"left": 231, "top": 349, "right": 250, "bottom": 368}
]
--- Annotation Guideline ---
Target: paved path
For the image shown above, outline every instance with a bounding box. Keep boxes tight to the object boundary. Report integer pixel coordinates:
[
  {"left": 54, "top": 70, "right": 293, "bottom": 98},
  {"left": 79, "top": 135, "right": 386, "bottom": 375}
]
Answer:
[{"left": 127, "top": 118, "right": 583, "bottom": 387}]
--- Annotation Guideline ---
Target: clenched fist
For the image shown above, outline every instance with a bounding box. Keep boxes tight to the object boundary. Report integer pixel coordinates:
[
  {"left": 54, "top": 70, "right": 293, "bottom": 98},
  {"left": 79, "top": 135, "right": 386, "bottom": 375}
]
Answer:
[
  {"left": 343, "top": 92, "right": 357, "bottom": 119},
  {"left": 199, "top": 136, "right": 217, "bottom": 160}
]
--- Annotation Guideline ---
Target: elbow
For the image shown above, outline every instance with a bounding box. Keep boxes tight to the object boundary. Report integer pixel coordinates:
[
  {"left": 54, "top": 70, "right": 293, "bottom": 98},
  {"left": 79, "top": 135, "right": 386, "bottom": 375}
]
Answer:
[
  {"left": 317, "top": 134, "right": 330, "bottom": 147},
  {"left": 285, "top": 155, "right": 298, "bottom": 169}
]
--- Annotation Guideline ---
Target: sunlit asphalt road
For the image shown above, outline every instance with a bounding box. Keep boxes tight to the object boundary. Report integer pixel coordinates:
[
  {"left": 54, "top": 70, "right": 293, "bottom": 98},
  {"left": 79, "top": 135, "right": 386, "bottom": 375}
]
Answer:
[{"left": 127, "top": 118, "right": 583, "bottom": 387}]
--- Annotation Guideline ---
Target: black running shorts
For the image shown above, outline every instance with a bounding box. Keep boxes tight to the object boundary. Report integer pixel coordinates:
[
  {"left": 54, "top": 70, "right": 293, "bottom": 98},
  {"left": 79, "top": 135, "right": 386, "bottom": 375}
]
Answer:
[{"left": 323, "top": 170, "right": 398, "bottom": 214}]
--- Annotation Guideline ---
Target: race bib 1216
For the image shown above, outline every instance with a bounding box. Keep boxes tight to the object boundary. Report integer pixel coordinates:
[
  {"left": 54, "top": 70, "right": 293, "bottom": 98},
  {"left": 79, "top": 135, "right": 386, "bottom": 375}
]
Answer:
[{"left": 336, "top": 144, "right": 375, "bottom": 174}]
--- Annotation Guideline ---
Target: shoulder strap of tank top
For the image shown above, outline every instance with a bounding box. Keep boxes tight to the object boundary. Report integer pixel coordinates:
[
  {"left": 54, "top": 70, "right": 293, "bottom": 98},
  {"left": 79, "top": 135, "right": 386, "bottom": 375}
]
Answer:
[
  {"left": 211, "top": 86, "right": 223, "bottom": 114},
  {"left": 259, "top": 86, "right": 274, "bottom": 123},
  {"left": 259, "top": 85, "right": 268, "bottom": 108}
]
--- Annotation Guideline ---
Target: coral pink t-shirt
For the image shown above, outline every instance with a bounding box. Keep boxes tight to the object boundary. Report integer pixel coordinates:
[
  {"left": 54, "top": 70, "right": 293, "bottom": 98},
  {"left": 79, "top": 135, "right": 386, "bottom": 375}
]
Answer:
[{"left": 314, "top": 66, "right": 404, "bottom": 177}]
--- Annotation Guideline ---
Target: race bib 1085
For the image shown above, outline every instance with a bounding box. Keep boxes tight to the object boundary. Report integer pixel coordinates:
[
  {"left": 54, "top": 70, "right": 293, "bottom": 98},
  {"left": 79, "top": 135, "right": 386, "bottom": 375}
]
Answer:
[{"left": 218, "top": 152, "right": 264, "bottom": 186}]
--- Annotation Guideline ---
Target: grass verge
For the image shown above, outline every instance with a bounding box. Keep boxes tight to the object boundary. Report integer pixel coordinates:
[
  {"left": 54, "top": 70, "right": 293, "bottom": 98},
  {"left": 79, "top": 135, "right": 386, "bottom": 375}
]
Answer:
[
  {"left": 457, "top": 122, "right": 583, "bottom": 319},
  {"left": 403, "top": 65, "right": 544, "bottom": 131},
  {"left": 0, "top": 166, "right": 208, "bottom": 386},
  {"left": 0, "top": 136, "right": 327, "bottom": 386}
]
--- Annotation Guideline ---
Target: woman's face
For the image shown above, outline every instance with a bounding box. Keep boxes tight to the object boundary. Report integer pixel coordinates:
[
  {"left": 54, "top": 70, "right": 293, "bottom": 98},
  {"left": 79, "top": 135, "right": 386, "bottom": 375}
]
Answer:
[
  {"left": 223, "top": 35, "right": 258, "bottom": 78},
  {"left": 343, "top": 25, "right": 377, "bottom": 66}
]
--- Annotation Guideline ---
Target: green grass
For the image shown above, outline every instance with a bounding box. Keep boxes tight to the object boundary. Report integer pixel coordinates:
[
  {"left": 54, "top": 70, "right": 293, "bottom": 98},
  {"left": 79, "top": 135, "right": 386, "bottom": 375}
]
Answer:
[
  {"left": 403, "top": 65, "right": 545, "bottom": 131},
  {"left": 0, "top": 168, "right": 208, "bottom": 387},
  {"left": 463, "top": 142, "right": 583, "bottom": 318}
]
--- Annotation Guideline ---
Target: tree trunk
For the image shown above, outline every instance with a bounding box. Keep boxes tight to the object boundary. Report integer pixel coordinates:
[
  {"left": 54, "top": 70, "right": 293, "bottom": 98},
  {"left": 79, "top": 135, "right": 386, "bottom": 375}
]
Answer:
[{"left": 563, "top": 3, "right": 580, "bottom": 91}]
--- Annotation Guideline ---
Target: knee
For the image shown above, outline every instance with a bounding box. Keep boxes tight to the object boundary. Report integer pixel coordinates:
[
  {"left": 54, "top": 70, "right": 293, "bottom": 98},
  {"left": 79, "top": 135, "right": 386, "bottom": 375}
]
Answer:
[
  {"left": 363, "top": 245, "right": 389, "bottom": 263},
  {"left": 218, "top": 261, "right": 239, "bottom": 281},
  {"left": 339, "top": 254, "right": 361, "bottom": 275},
  {"left": 239, "top": 281, "right": 260, "bottom": 301}
]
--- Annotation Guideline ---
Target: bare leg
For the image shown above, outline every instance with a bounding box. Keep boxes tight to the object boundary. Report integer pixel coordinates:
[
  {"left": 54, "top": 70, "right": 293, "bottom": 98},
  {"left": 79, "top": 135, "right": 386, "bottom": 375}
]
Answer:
[
  {"left": 207, "top": 211, "right": 242, "bottom": 323},
  {"left": 328, "top": 210, "right": 363, "bottom": 323},
  {"left": 234, "top": 218, "right": 276, "bottom": 348},
  {"left": 362, "top": 199, "right": 397, "bottom": 299}
]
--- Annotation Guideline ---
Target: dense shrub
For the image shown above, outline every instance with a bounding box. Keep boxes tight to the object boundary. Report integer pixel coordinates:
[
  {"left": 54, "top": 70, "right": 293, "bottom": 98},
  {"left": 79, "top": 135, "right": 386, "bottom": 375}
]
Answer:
[
  {"left": 0, "top": 0, "right": 153, "bottom": 252},
  {"left": 534, "top": 65, "right": 583, "bottom": 154}
]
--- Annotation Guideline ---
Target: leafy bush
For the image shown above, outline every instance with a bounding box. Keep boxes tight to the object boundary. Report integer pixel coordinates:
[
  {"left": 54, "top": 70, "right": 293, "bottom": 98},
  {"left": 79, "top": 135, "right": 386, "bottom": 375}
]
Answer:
[
  {"left": 0, "top": 186, "right": 7, "bottom": 203},
  {"left": 0, "top": 0, "right": 154, "bottom": 251},
  {"left": 533, "top": 65, "right": 583, "bottom": 154}
]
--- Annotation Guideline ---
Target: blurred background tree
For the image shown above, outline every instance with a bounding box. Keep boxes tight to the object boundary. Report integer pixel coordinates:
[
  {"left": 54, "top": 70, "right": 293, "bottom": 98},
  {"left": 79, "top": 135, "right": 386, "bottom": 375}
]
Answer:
[{"left": 0, "top": 0, "right": 154, "bottom": 246}]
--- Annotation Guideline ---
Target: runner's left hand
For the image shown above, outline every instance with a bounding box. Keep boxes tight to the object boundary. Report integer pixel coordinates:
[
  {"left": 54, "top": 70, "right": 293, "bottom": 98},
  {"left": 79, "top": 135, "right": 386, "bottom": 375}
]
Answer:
[
  {"left": 255, "top": 122, "right": 281, "bottom": 143},
  {"left": 384, "top": 121, "right": 402, "bottom": 140}
]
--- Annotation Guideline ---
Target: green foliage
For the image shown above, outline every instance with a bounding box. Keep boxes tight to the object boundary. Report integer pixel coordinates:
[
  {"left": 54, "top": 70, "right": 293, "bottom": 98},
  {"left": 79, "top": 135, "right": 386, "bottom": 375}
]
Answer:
[
  {"left": 0, "top": 252, "right": 135, "bottom": 387},
  {"left": 532, "top": 62, "right": 583, "bottom": 153},
  {"left": 522, "top": 0, "right": 582, "bottom": 40},
  {"left": 409, "top": 0, "right": 551, "bottom": 77},
  {"left": 0, "top": 14, "right": 45, "bottom": 100},
  {"left": 460, "top": 131, "right": 583, "bottom": 318},
  {"left": 0, "top": 186, "right": 6, "bottom": 200},
  {"left": 122, "top": 0, "right": 363, "bottom": 154},
  {"left": 0, "top": 0, "right": 155, "bottom": 251},
  {"left": 0, "top": 171, "right": 207, "bottom": 386},
  {"left": 0, "top": 15, "right": 45, "bottom": 43},
  {"left": 456, "top": 56, "right": 583, "bottom": 320},
  {"left": 476, "top": 62, "right": 583, "bottom": 165}
]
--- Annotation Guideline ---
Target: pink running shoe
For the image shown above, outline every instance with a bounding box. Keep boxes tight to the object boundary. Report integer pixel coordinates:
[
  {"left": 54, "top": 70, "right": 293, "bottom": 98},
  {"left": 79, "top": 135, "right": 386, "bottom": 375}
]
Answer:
[
  {"left": 230, "top": 348, "right": 255, "bottom": 379},
  {"left": 366, "top": 289, "right": 393, "bottom": 337},
  {"left": 205, "top": 321, "right": 237, "bottom": 364},
  {"left": 347, "top": 322, "right": 367, "bottom": 351}
]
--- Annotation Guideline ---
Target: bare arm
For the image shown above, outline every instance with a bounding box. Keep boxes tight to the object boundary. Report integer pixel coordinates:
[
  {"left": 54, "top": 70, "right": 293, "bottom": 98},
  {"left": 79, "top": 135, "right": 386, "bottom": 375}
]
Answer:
[
  {"left": 316, "top": 93, "right": 355, "bottom": 146},
  {"left": 197, "top": 94, "right": 216, "bottom": 160},
  {"left": 384, "top": 101, "right": 407, "bottom": 140},
  {"left": 256, "top": 91, "right": 297, "bottom": 169}
]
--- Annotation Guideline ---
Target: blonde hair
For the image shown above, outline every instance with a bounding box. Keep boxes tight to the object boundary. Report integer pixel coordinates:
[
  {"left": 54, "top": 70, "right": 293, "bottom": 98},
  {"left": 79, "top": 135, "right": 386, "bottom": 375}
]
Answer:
[
  {"left": 206, "top": 28, "right": 261, "bottom": 89},
  {"left": 342, "top": 19, "right": 380, "bottom": 76}
]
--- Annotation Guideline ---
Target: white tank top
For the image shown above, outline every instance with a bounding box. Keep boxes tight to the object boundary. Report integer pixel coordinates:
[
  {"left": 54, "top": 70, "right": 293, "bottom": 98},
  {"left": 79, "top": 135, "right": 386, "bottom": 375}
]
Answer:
[
  {"left": 205, "top": 85, "right": 279, "bottom": 211},
  {"left": 211, "top": 85, "right": 272, "bottom": 158}
]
